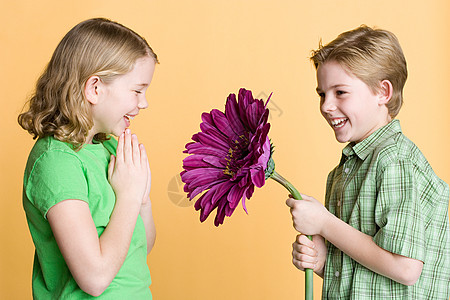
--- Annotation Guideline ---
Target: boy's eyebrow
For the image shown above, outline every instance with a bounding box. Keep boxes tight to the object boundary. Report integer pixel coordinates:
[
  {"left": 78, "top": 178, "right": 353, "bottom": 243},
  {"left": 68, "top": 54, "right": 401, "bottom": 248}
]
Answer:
[{"left": 316, "top": 84, "right": 350, "bottom": 93}]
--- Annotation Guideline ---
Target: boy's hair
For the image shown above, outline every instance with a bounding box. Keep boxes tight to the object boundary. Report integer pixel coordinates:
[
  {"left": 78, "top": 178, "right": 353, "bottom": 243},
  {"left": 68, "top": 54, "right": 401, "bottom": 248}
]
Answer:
[
  {"left": 18, "top": 18, "right": 158, "bottom": 149},
  {"left": 310, "top": 25, "right": 407, "bottom": 118}
]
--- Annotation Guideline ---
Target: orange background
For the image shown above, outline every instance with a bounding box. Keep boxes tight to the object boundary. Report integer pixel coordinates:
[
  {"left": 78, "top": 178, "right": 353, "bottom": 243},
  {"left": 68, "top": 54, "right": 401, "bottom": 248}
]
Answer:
[{"left": 1, "top": 1, "right": 449, "bottom": 299}]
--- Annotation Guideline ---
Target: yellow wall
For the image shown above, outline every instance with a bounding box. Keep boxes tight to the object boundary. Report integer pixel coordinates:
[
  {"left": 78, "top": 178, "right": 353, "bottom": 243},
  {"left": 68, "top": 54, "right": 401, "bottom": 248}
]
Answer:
[{"left": 1, "top": 1, "right": 449, "bottom": 299}]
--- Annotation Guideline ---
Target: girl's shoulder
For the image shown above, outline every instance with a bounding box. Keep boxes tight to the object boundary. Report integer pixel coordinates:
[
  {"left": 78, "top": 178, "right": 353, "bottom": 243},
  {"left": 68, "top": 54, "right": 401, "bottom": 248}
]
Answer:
[
  {"left": 27, "top": 136, "right": 78, "bottom": 166},
  {"left": 35, "top": 135, "right": 75, "bottom": 152},
  {"left": 25, "top": 136, "right": 85, "bottom": 185}
]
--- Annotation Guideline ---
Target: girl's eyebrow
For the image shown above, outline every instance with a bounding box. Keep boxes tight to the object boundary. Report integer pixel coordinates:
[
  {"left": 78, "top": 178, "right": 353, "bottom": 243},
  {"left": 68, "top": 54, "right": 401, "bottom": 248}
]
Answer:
[{"left": 135, "top": 83, "right": 149, "bottom": 87}]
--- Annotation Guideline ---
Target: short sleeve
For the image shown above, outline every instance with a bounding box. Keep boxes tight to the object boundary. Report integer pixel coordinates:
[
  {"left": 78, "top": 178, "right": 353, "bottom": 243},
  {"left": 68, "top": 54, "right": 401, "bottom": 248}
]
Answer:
[
  {"left": 25, "top": 150, "right": 89, "bottom": 218},
  {"left": 373, "top": 160, "right": 426, "bottom": 262}
]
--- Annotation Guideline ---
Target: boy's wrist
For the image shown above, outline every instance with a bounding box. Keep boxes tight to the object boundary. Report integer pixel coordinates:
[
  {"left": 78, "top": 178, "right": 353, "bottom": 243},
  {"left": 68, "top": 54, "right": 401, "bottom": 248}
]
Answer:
[{"left": 319, "top": 210, "right": 336, "bottom": 238}]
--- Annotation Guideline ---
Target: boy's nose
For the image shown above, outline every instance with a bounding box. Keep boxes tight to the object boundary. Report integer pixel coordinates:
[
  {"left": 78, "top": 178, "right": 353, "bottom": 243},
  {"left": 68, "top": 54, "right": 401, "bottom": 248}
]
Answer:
[{"left": 321, "top": 96, "right": 336, "bottom": 113}]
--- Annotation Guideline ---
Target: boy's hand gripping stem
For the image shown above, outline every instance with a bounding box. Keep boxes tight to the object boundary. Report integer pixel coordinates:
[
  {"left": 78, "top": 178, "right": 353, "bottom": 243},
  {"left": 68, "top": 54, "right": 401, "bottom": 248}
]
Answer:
[{"left": 270, "top": 171, "right": 314, "bottom": 300}]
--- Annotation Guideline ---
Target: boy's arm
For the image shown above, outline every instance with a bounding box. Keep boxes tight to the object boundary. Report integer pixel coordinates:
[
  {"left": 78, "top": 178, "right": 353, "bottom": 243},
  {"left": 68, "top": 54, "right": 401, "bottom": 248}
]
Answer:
[
  {"left": 322, "top": 212, "right": 423, "bottom": 286},
  {"left": 286, "top": 195, "right": 424, "bottom": 286}
]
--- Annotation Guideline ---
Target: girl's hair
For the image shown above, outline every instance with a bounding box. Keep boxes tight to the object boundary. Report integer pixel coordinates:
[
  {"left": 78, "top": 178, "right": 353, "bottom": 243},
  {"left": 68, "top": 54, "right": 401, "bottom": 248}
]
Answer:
[
  {"left": 310, "top": 25, "right": 407, "bottom": 118},
  {"left": 18, "top": 18, "right": 158, "bottom": 149}
]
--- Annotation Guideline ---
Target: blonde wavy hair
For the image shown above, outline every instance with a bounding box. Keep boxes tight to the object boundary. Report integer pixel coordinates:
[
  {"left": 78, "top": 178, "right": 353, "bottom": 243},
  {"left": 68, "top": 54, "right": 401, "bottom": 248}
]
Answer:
[
  {"left": 310, "top": 25, "right": 407, "bottom": 118},
  {"left": 18, "top": 18, "right": 158, "bottom": 149}
]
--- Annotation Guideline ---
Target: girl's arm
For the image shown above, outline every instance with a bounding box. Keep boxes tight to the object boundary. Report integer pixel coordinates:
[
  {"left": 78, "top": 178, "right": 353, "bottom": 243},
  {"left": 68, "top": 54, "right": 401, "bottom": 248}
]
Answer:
[
  {"left": 139, "top": 156, "right": 156, "bottom": 254},
  {"left": 48, "top": 198, "right": 141, "bottom": 296},
  {"left": 286, "top": 194, "right": 424, "bottom": 286},
  {"left": 140, "top": 201, "right": 156, "bottom": 254},
  {"left": 47, "top": 130, "right": 149, "bottom": 297}
]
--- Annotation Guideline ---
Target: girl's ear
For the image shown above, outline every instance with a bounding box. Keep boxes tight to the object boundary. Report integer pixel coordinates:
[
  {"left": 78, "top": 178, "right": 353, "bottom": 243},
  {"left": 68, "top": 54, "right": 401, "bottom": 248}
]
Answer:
[
  {"left": 84, "top": 76, "right": 101, "bottom": 105},
  {"left": 378, "top": 80, "right": 393, "bottom": 106}
]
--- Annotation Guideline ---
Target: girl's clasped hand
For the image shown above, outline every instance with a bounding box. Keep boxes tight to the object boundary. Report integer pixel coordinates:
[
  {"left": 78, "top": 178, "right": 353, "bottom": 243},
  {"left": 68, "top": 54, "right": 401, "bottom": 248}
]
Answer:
[{"left": 108, "top": 129, "right": 150, "bottom": 206}]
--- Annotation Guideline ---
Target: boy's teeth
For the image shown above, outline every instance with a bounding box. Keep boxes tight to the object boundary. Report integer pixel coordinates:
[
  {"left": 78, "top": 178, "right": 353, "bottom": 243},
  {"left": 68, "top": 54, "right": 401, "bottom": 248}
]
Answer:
[
  {"left": 125, "top": 114, "right": 135, "bottom": 120},
  {"left": 331, "top": 118, "right": 347, "bottom": 127}
]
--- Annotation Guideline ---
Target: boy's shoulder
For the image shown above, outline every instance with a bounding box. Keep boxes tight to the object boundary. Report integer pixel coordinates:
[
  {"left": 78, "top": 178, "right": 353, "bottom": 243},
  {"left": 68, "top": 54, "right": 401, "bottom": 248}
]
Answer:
[
  {"left": 374, "top": 127, "right": 429, "bottom": 172},
  {"left": 348, "top": 120, "right": 432, "bottom": 176},
  {"left": 373, "top": 125, "right": 434, "bottom": 179}
]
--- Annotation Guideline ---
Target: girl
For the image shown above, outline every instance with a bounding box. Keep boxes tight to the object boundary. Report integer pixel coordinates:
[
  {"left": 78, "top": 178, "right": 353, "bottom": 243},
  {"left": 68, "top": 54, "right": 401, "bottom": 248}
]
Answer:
[{"left": 18, "top": 18, "right": 158, "bottom": 299}]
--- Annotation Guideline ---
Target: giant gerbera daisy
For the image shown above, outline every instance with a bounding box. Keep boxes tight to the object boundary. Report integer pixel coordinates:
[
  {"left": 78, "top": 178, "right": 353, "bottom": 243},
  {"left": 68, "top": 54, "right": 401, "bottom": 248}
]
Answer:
[
  {"left": 181, "top": 88, "right": 271, "bottom": 226},
  {"left": 181, "top": 88, "right": 313, "bottom": 299}
]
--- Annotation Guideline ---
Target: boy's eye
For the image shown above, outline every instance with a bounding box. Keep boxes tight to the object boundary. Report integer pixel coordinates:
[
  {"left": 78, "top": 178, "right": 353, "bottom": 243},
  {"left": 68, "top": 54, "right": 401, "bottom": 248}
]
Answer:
[
  {"left": 336, "top": 90, "right": 346, "bottom": 96},
  {"left": 134, "top": 90, "right": 142, "bottom": 94}
]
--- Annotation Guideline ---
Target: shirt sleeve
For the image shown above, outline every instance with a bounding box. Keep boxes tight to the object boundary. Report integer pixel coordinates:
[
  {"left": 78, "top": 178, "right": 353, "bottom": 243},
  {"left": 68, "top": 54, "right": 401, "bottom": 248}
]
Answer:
[
  {"left": 372, "top": 159, "right": 426, "bottom": 262},
  {"left": 26, "top": 150, "right": 89, "bottom": 218}
]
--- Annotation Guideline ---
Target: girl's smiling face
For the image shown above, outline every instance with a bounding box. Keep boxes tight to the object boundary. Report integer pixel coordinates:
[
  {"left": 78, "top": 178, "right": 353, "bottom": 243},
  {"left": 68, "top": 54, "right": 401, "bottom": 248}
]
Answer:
[
  {"left": 87, "top": 56, "right": 155, "bottom": 142},
  {"left": 316, "top": 60, "right": 392, "bottom": 144}
]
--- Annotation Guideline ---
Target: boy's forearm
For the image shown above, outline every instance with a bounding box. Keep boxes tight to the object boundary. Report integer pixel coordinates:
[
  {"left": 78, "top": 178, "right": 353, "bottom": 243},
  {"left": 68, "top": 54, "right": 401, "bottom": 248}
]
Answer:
[{"left": 320, "top": 213, "right": 423, "bottom": 286}]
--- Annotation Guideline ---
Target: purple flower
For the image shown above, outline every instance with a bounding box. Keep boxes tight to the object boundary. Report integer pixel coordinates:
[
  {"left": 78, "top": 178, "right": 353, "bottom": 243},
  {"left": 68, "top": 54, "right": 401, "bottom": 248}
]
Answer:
[{"left": 181, "top": 88, "right": 272, "bottom": 226}]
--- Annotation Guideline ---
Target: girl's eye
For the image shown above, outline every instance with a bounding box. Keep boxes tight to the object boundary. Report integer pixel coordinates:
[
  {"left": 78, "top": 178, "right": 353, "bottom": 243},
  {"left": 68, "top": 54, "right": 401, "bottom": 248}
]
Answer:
[{"left": 134, "top": 90, "right": 142, "bottom": 94}]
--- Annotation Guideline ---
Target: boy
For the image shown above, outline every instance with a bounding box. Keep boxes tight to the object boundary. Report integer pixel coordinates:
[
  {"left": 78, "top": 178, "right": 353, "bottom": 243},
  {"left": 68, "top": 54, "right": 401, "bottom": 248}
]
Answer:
[{"left": 285, "top": 26, "right": 450, "bottom": 299}]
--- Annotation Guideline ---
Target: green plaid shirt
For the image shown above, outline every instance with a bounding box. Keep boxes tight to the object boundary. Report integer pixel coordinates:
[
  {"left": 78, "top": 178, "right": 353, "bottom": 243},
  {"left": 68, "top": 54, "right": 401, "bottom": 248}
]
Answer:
[{"left": 322, "top": 119, "right": 450, "bottom": 299}]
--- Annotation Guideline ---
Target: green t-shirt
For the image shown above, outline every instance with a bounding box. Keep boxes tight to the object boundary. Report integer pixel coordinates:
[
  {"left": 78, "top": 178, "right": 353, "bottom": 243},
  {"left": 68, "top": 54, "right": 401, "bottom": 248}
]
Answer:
[
  {"left": 23, "top": 136, "right": 151, "bottom": 299},
  {"left": 323, "top": 120, "right": 450, "bottom": 299}
]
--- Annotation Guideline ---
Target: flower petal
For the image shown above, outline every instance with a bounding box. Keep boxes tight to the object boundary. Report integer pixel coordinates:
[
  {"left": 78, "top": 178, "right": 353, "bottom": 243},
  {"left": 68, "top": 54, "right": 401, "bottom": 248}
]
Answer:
[
  {"left": 225, "top": 94, "right": 246, "bottom": 136},
  {"left": 185, "top": 142, "right": 228, "bottom": 157},
  {"left": 210, "top": 109, "right": 236, "bottom": 139},
  {"left": 181, "top": 168, "right": 226, "bottom": 190},
  {"left": 196, "top": 132, "right": 229, "bottom": 151}
]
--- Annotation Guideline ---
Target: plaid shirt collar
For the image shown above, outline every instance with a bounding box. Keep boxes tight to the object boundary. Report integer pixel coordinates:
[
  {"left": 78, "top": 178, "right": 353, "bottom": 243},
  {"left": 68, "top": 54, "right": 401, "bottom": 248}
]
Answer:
[{"left": 340, "top": 119, "right": 402, "bottom": 165}]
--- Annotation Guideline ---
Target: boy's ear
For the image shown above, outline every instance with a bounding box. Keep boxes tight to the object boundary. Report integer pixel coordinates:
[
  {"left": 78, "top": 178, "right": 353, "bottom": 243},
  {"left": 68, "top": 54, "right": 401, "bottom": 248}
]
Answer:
[
  {"left": 84, "top": 76, "right": 101, "bottom": 105},
  {"left": 378, "top": 80, "right": 393, "bottom": 106}
]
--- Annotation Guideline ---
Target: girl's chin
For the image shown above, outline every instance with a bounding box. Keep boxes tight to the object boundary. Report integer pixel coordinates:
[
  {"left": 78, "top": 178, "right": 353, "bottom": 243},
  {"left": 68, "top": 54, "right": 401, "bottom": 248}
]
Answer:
[{"left": 112, "top": 128, "right": 127, "bottom": 137}]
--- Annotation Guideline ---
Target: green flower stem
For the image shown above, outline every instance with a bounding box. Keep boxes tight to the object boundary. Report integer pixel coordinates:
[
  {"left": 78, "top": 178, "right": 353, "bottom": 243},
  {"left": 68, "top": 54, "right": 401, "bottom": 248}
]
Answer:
[{"left": 270, "top": 170, "right": 314, "bottom": 300}]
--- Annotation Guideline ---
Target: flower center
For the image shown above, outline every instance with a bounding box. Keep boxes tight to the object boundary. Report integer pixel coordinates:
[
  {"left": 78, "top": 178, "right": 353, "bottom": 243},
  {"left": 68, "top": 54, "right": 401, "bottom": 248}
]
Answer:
[{"left": 223, "top": 135, "right": 249, "bottom": 177}]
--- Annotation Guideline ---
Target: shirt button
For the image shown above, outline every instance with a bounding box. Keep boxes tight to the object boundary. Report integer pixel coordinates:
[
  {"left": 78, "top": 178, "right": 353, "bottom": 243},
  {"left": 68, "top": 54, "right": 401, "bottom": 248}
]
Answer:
[
  {"left": 337, "top": 200, "right": 341, "bottom": 206},
  {"left": 344, "top": 168, "right": 350, "bottom": 174},
  {"left": 335, "top": 271, "right": 340, "bottom": 277}
]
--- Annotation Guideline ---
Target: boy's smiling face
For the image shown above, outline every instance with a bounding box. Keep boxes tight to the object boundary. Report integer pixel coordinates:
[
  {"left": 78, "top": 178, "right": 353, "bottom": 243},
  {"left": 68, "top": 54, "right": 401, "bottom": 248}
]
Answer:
[{"left": 316, "top": 60, "right": 392, "bottom": 144}]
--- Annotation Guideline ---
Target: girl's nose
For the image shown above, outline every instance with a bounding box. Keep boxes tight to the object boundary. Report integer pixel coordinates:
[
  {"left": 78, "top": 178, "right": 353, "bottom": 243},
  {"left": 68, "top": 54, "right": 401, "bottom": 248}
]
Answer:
[{"left": 138, "top": 96, "right": 148, "bottom": 109}]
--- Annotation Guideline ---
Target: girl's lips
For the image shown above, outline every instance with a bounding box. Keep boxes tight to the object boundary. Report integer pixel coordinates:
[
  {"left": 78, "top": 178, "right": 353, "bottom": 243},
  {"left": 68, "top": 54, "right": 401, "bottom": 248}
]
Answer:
[
  {"left": 123, "top": 114, "right": 137, "bottom": 128},
  {"left": 123, "top": 116, "right": 130, "bottom": 128}
]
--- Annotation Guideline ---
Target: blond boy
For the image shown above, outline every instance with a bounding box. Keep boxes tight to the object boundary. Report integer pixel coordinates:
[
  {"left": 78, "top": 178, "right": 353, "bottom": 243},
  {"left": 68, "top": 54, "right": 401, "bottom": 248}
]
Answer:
[{"left": 286, "top": 26, "right": 450, "bottom": 299}]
